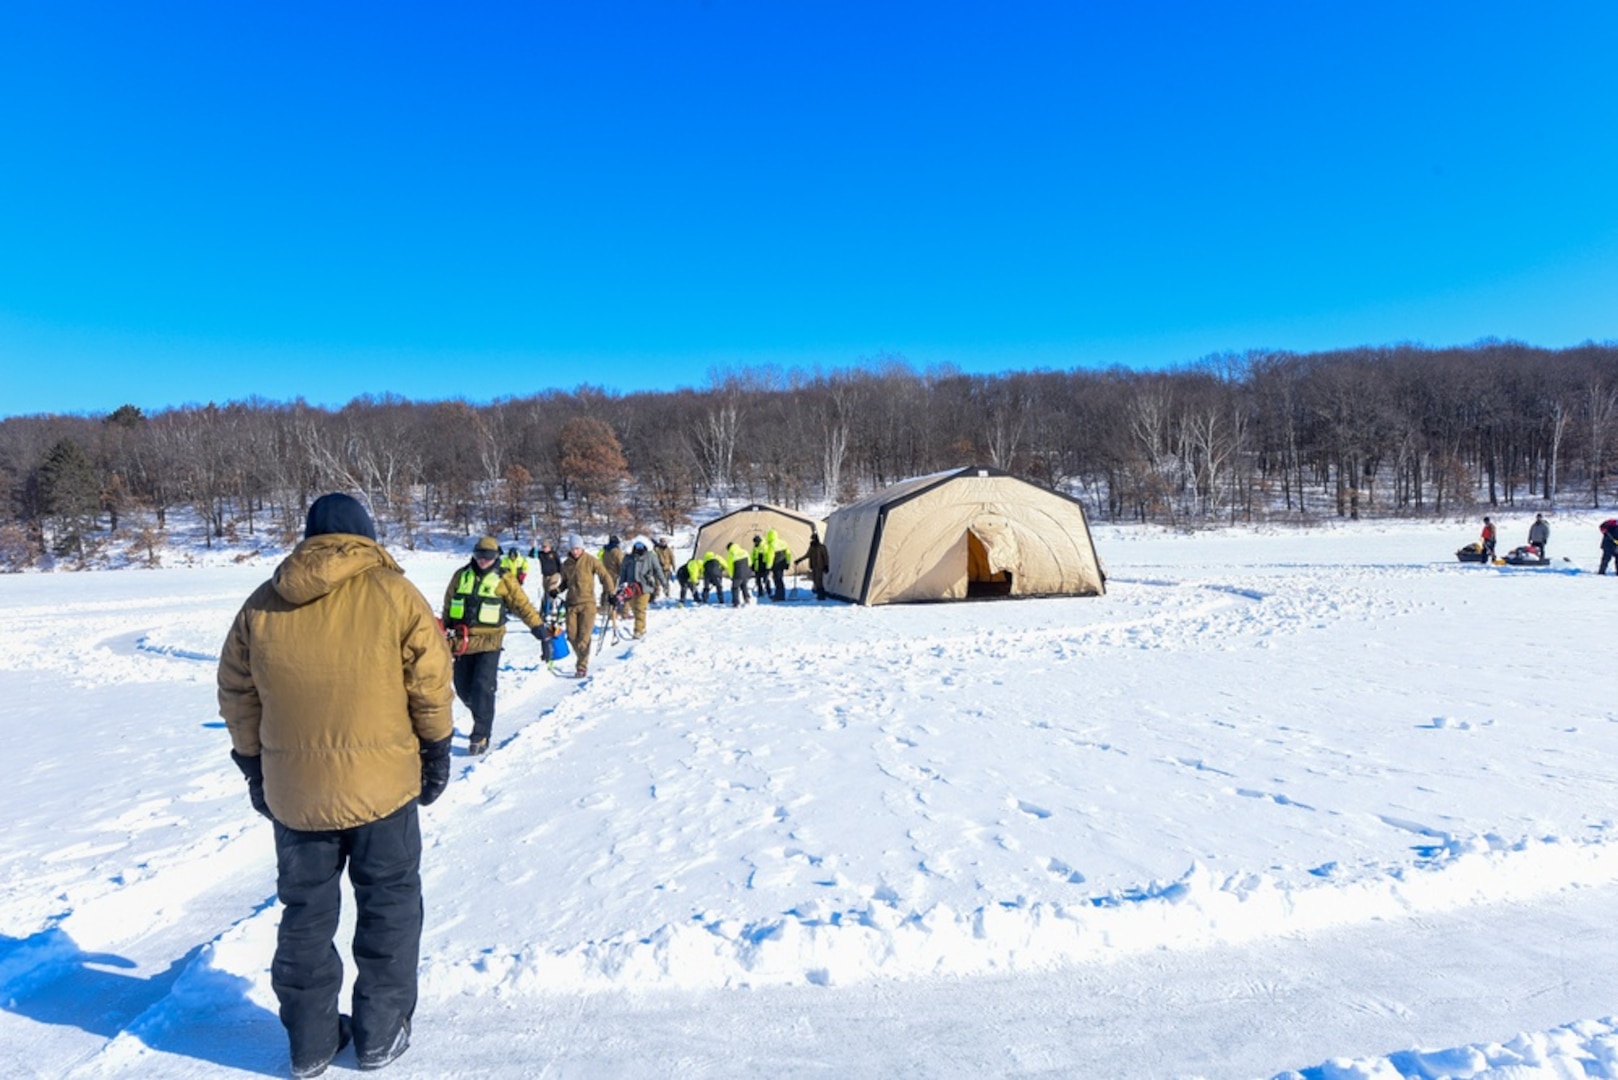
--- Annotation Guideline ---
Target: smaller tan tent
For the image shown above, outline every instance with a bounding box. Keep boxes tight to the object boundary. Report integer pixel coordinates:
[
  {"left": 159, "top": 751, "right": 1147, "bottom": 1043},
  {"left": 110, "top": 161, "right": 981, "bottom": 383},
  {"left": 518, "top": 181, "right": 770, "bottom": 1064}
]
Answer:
[
  {"left": 823, "top": 467, "right": 1105, "bottom": 605},
  {"left": 690, "top": 503, "right": 826, "bottom": 566}
]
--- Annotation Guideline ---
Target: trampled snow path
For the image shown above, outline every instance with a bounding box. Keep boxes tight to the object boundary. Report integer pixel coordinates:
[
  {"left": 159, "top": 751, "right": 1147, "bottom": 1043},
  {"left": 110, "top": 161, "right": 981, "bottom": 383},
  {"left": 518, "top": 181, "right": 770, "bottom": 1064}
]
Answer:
[{"left": 4, "top": 519, "right": 1618, "bottom": 1077}]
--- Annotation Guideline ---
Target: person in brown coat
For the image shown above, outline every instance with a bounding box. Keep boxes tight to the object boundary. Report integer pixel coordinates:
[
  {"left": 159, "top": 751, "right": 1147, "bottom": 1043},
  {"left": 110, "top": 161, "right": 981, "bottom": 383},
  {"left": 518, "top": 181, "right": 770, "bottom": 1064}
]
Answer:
[
  {"left": 441, "top": 535, "right": 547, "bottom": 755},
  {"left": 797, "top": 531, "right": 830, "bottom": 600},
  {"left": 653, "top": 536, "right": 677, "bottom": 600},
  {"left": 217, "top": 492, "right": 454, "bottom": 1077},
  {"left": 560, "top": 532, "right": 615, "bottom": 677}
]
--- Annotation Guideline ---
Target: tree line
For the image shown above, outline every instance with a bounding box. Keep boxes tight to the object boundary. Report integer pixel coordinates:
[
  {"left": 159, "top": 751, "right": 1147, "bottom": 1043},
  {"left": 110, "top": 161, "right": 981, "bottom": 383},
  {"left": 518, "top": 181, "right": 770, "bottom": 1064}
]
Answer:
[{"left": 4, "top": 340, "right": 1618, "bottom": 569}]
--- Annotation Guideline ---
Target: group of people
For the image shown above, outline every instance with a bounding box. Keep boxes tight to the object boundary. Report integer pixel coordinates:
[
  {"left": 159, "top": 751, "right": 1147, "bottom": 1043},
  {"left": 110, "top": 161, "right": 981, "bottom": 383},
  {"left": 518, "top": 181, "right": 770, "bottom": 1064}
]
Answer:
[
  {"left": 680, "top": 528, "right": 831, "bottom": 607},
  {"left": 1479, "top": 513, "right": 1551, "bottom": 562},
  {"left": 1478, "top": 511, "right": 1618, "bottom": 574},
  {"left": 214, "top": 497, "right": 839, "bottom": 1077},
  {"left": 215, "top": 503, "right": 673, "bottom": 1077},
  {"left": 226, "top": 491, "right": 1618, "bottom": 1077}
]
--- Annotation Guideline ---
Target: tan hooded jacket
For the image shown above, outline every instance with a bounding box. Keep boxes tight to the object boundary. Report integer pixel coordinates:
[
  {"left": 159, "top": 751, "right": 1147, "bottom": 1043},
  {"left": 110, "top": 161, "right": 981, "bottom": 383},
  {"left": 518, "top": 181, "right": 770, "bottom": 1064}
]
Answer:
[
  {"left": 560, "top": 549, "right": 615, "bottom": 615},
  {"left": 217, "top": 534, "right": 454, "bottom": 831}
]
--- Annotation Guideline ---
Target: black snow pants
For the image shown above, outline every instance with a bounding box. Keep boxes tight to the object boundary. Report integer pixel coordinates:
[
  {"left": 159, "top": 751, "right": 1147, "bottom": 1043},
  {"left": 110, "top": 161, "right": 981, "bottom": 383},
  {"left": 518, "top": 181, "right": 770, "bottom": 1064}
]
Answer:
[
  {"left": 452, "top": 648, "right": 501, "bottom": 743},
  {"left": 272, "top": 801, "right": 422, "bottom": 1068}
]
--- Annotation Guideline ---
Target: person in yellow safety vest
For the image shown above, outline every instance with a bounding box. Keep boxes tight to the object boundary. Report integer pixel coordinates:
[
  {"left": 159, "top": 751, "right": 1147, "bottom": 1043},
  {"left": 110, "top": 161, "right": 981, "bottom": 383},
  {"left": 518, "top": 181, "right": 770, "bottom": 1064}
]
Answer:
[
  {"left": 680, "top": 555, "right": 704, "bottom": 606},
  {"left": 750, "top": 534, "right": 770, "bottom": 598},
  {"left": 724, "top": 540, "right": 754, "bottom": 607},
  {"left": 442, "top": 535, "right": 546, "bottom": 755},
  {"left": 700, "top": 551, "right": 726, "bottom": 604},
  {"left": 764, "top": 528, "right": 792, "bottom": 602},
  {"left": 560, "top": 533, "right": 615, "bottom": 677},
  {"left": 500, "top": 546, "right": 529, "bottom": 586}
]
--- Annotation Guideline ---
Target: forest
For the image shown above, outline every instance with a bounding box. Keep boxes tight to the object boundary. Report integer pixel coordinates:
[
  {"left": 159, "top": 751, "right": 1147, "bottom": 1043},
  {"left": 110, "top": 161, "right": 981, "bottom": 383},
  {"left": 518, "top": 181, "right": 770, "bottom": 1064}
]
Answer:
[{"left": 4, "top": 340, "right": 1618, "bottom": 569}]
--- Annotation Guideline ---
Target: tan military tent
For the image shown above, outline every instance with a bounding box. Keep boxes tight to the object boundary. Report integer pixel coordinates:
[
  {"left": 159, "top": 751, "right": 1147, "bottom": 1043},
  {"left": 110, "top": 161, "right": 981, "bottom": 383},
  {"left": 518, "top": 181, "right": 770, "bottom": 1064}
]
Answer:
[
  {"left": 823, "top": 467, "right": 1105, "bottom": 605},
  {"left": 690, "top": 503, "right": 826, "bottom": 565}
]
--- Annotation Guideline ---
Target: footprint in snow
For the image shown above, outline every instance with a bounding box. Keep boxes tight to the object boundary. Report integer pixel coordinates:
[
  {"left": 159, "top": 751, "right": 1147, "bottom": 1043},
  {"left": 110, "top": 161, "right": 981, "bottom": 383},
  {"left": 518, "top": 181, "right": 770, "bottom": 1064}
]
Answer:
[{"left": 1013, "top": 799, "right": 1052, "bottom": 820}]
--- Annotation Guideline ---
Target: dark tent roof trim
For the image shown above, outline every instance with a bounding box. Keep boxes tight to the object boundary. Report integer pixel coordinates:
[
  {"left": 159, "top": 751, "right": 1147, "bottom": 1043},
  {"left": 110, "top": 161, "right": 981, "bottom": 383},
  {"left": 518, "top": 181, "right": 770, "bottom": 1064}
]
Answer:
[{"left": 823, "top": 467, "right": 1106, "bottom": 606}]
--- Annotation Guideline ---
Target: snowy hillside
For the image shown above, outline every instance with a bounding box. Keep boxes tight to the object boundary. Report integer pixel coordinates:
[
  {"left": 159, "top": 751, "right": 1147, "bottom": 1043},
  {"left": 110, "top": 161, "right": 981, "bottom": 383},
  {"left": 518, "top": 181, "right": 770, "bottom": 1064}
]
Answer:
[{"left": 3, "top": 515, "right": 1618, "bottom": 1078}]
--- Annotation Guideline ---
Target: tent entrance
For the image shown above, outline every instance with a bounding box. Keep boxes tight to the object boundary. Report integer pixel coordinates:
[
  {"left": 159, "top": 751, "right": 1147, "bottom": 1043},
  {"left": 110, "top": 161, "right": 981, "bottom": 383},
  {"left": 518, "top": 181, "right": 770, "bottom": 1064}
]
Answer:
[{"left": 965, "top": 531, "right": 1013, "bottom": 597}]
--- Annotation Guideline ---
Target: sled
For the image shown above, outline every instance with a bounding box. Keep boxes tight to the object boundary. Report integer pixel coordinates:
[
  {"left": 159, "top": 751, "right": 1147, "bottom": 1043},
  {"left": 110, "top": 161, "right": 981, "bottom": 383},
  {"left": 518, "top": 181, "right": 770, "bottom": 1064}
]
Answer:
[
  {"left": 1455, "top": 543, "right": 1490, "bottom": 564},
  {"left": 1502, "top": 546, "right": 1551, "bottom": 567}
]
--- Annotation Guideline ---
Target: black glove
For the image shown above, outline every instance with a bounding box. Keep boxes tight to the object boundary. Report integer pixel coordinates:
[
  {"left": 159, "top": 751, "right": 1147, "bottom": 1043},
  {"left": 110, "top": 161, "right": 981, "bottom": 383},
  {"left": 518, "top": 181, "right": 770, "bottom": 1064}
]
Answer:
[
  {"left": 546, "top": 588, "right": 560, "bottom": 599},
  {"left": 231, "top": 749, "right": 273, "bottom": 820},
  {"left": 531, "top": 624, "right": 548, "bottom": 642},
  {"left": 419, "top": 735, "right": 452, "bottom": 806}
]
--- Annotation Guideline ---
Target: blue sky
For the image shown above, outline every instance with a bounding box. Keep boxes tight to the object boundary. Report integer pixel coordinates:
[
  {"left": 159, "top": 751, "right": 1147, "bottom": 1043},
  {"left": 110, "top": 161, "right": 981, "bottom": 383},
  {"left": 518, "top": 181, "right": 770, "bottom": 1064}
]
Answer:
[{"left": 3, "top": 1, "right": 1616, "bottom": 418}]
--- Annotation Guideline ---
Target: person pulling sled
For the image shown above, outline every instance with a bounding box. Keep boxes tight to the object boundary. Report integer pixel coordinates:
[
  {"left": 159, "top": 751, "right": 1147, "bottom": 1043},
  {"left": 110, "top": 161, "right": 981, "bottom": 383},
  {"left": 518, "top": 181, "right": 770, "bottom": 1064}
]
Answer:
[{"left": 441, "top": 535, "right": 548, "bottom": 755}]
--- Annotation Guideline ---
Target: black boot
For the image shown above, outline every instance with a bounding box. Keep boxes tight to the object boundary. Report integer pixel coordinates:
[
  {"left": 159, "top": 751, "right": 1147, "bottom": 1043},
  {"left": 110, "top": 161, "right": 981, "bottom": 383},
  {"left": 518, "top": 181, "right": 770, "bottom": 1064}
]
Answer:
[
  {"left": 290, "top": 1014, "right": 350, "bottom": 1079},
  {"left": 357, "top": 1017, "right": 411, "bottom": 1071}
]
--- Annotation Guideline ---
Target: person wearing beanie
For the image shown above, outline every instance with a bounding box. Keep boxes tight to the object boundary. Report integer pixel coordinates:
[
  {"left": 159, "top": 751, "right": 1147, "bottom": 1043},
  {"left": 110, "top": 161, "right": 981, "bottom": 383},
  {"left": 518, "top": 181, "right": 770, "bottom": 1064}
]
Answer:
[
  {"left": 559, "top": 535, "right": 615, "bottom": 676},
  {"left": 796, "top": 530, "right": 831, "bottom": 601},
  {"left": 218, "top": 492, "right": 453, "bottom": 1076},
  {"left": 499, "top": 545, "right": 529, "bottom": 585},
  {"left": 617, "top": 537, "right": 668, "bottom": 637},
  {"left": 441, "top": 535, "right": 547, "bottom": 755}
]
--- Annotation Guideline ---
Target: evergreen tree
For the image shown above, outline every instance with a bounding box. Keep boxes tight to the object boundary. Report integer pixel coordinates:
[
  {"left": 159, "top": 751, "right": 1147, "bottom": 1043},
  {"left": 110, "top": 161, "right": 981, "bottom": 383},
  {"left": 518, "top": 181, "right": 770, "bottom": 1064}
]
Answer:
[{"left": 37, "top": 437, "right": 101, "bottom": 558}]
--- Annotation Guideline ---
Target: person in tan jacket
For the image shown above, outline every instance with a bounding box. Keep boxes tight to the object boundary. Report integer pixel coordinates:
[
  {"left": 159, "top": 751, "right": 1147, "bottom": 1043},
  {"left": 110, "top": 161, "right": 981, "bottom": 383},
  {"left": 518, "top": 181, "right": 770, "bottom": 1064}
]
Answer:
[
  {"left": 653, "top": 536, "right": 677, "bottom": 600},
  {"left": 560, "top": 532, "right": 615, "bottom": 677},
  {"left": 217, "top": 492, "right": 453, "bottom": 1077},
  {"left": 441, "top": 534, "right": 547, "bottom": 755}
]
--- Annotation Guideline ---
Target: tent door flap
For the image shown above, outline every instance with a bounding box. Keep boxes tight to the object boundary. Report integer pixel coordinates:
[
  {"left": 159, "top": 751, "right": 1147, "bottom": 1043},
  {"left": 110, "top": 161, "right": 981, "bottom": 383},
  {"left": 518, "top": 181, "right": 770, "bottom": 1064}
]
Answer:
[{"left": 965, "top": 520, "right": 1016, "bottom": 597}]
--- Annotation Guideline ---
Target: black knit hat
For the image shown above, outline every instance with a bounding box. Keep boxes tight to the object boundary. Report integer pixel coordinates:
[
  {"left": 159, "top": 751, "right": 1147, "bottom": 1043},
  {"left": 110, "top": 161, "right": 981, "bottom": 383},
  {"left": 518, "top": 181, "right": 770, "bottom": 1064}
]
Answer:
[{"left": 304, "top": 493, "right": 376, "bottom": 541}]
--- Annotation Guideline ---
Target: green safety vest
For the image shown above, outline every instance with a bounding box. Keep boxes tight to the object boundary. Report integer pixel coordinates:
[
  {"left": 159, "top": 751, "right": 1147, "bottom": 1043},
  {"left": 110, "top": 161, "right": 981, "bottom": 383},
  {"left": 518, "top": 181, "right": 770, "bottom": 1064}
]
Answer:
[{"left": 447, "top": 567, "right": 507, "bottom": 628}]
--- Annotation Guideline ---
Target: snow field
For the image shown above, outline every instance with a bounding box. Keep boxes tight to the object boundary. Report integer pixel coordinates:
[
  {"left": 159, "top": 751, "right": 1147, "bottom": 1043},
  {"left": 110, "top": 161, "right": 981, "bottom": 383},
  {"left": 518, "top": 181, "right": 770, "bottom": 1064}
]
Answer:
[{"left": 3, "top": 516, "right": 1618, "bottom": 1076}]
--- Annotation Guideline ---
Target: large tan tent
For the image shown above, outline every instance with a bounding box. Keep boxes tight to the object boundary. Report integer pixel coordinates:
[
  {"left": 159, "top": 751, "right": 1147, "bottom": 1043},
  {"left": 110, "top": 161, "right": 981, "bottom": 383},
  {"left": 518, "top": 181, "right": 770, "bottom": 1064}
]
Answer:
[
  {"left": 690, "top": 503, "right": 826, "bottom": 565},
  {"left": 823, "top": 467, "right": 1105, "bottom": 605}
]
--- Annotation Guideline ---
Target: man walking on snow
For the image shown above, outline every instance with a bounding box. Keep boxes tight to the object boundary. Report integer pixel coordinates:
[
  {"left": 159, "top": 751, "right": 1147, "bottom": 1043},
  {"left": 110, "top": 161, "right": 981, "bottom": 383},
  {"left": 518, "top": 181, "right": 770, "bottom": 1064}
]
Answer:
[
  {"left": 617, "top": 537, "right": 668, "bottom": 637},
  {"left": 441, "top": 535, "right": 548, "bottom": 755},
  {"left": 560, "top": 533, "right": 615, "bottom": 676},
  {"left": 218, "top": 492, "right": 454, "bottom": 1077}
]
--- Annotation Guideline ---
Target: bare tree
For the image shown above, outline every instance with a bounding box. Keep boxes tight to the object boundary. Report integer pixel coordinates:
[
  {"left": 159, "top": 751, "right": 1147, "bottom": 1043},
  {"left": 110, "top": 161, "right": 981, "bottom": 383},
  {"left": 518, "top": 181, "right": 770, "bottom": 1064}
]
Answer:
[{"left": 693, "top": 396, "right": 740, "bottom": 502}]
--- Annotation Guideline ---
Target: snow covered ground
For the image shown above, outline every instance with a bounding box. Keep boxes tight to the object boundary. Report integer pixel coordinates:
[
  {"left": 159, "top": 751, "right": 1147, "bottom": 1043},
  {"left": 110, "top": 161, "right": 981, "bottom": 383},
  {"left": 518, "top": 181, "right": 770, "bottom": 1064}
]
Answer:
[{"left": 3, "top": 513, "right": 1618, "bottom": 1078}]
